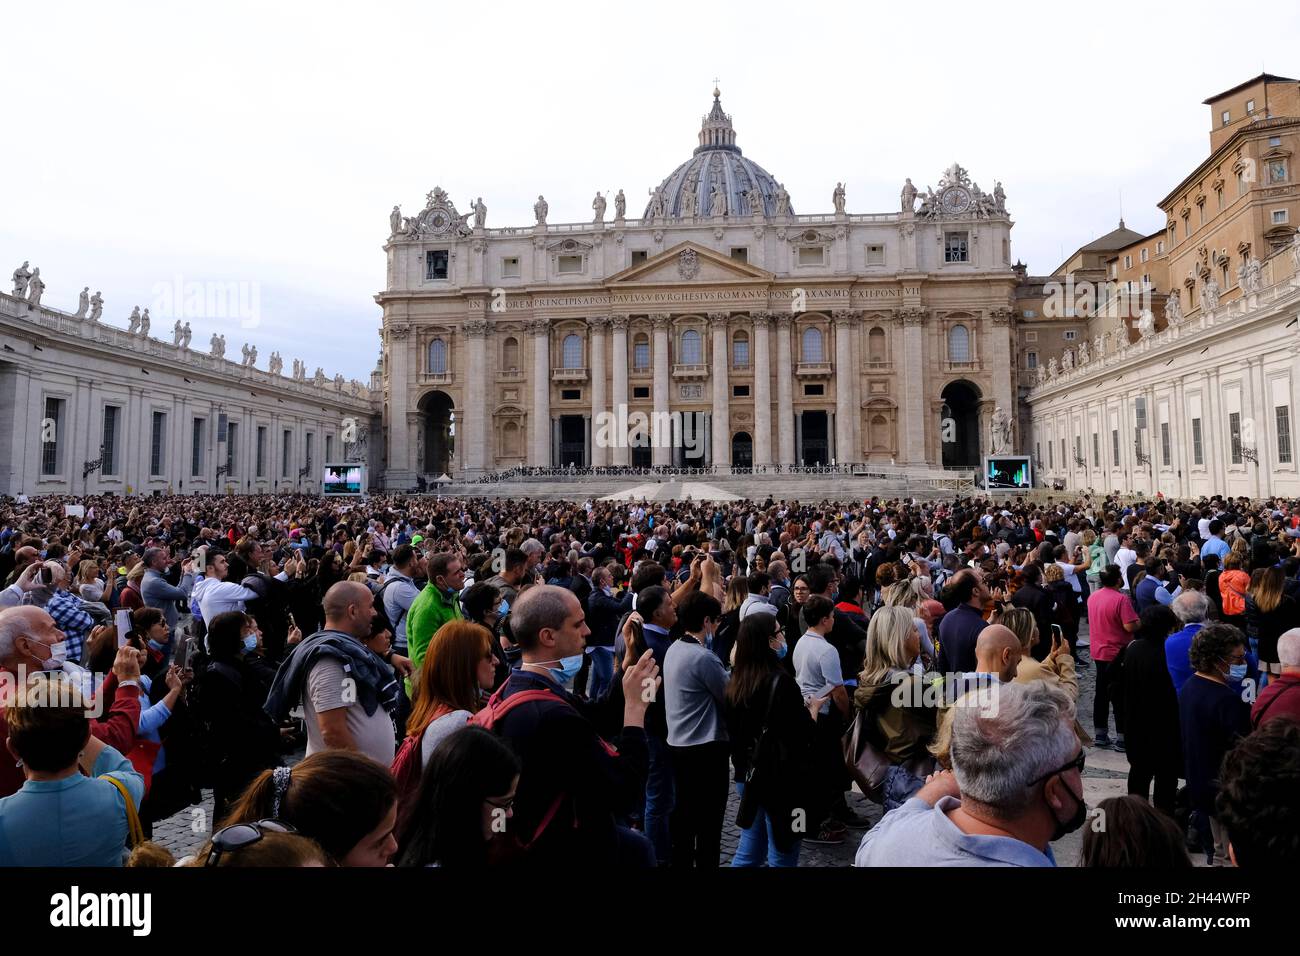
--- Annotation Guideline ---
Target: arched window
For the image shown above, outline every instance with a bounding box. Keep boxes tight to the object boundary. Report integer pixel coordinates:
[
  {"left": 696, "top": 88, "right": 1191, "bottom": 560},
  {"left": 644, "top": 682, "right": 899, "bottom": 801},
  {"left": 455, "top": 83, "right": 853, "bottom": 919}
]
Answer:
[
  {"left": 868, "top": 326, "right": 886, "bottom": 363},
  {"left": 681, "top": 329, "right": 702, "bottom": 365},
  {"left": 562, "top": 333, "right": 583, "bottom": 369},
  {"left": 801, "top": 327, "right": 824, "bottom": 363},
  {"left": 501, "top": 336, "right": 519, "bottom": 371},
  {"left": 948, "top": 324, "right": 970, "bottom": 363},
  {"left": 429, "top": 338, "right": 447, "bottom": 374},
  {"left": 732, "top": 330, "right": 750, "bottom": 368},
  {"left": 633, "top": 333, "right": 650, "bottom": 370}
]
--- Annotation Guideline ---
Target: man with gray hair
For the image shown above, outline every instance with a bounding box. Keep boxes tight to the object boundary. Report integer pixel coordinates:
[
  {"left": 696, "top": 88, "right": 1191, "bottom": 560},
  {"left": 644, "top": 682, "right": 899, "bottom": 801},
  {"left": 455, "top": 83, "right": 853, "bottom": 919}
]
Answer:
[
  {"left": 1165, "top": 589, "right": 1211, "bottom": 692},
  {"left": 855, "top": 681, "right": 1084, "bottom": 866},
  {"left": 1251, "top": 628, "right": 1300, "bottom": 725},
  {"left": 140, "top": 547, "right": 195, "bottom": 649}
]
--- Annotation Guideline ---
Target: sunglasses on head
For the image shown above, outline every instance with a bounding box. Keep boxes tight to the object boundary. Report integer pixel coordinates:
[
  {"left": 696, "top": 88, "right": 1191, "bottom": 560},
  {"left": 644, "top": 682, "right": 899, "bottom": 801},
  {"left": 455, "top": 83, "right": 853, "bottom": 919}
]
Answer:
[{"left": 204, "top": 819, "right": 297, "bottom": 866}]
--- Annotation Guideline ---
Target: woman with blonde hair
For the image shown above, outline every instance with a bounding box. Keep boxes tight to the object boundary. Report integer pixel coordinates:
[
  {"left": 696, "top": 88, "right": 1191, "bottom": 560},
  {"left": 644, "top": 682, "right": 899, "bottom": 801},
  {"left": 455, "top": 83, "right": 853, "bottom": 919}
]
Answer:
[
  {"left": 1245, "top": 565, "right": 1297, "bottom": 677},
  {"left": 883, "top": 578, "right": 936, "bottom": 666},
  {"left": 853, "top": 606, "right": 936, "bottom": 810}
]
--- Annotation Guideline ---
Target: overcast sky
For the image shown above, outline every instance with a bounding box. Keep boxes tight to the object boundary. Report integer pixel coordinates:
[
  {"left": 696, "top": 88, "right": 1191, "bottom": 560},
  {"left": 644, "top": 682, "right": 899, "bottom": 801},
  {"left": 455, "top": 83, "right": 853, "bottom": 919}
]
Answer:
[{"left": 5, "top": 0, "right": 1295, "bottom": 380}]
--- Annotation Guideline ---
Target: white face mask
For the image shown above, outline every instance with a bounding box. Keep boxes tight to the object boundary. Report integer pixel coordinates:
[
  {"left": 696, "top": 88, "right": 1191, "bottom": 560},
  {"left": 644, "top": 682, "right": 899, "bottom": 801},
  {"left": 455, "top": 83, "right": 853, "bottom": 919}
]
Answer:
[{"left": 40, "top": 640, "right": 69, "bottom": 671}]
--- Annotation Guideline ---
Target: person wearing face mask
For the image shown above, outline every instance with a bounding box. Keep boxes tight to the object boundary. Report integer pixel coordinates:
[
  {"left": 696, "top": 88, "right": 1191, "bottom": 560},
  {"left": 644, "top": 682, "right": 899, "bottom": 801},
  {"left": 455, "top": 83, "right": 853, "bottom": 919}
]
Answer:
[
  {"left": 483, "top": 585, "right": 661, "bottom": 866},
  {"left": 584, "top": 566, "right": 631, "bottom": 700},
  {"left": 1178, "top": 623, "right": 1253, "bottom": 866},
  {"left": 189, "top": 610, "right": 285, "bottom": 820},
  {"left": 663, "top": 591, "right": 729, "bottom": 867},
  {"left": 0, "top": 605, "right": 144, "bottom": 799},
  {"left": 856, "top": 681, "right": 1084, "bottom": 867},
  {"left": 266, "top": 581, "right": 412, "bottom": 769}
]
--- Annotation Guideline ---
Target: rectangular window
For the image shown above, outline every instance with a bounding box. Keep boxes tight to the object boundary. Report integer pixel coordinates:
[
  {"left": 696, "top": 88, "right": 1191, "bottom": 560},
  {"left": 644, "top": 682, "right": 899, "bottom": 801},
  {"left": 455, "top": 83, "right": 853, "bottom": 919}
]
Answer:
[
  {"left": 1026, "top": 351, "right": 1038, "bottom": 369},
  {"left": 305, "top": 432, "right": 313, "bottom": 470},
  {"left": 1192, "top": 418, "right": 1204, "bottom": 465},
  {"left": 1075, "top": 435, "right": 1082, "bottom": 463},
  {"left": 803, "top": 384, "right": 825, "bottom": 396},
  {"left": 866, "top": 244, "right": 885, "bottom": 266},
  {"left": 1123, "top": 255, "right": 1132, "bottom": 269},
  {"left": 633, "top": 341, "right": 650, "bottom": 370},
  {"left": 101, "top": 405, "right": 120, "bottom": 475},
  {"left": 732, "top": 385, "right": 750, "bottom": 397},
  {"left": 798, "top": 246, "right": 824, "bottom": 266},
  {"left": 1273, "top": 209, "right": 1289, "bottom": 225},
  {"left": 1135, "top": 397, "right": 1147, "bottom": 433},
  {"left": 1230, "top": 412, "right": 1243, "bottom": 464},
  {"left": 325, "top": 434, "right": 333, "bottom": 463},
  {"left": 1270, "top": 136, "right": 1282, "bottom": 147},
  {"left": 1064, "top": 330, "right": 1077, "bottom": 341},
  {"left": 944, "top": 232, "right": 969, "bottom": 263},
  {"left": 41, "top": 396, "right": 64, "bottom": 476},
  {"left": 282, "top": 429, "right": 292, "bottom": 477},
  {"left": 1277, "top": 406, "right": 1293, "bottom": 464},
  {"left": 1217, "top": 189, "right": 1225, "bottom": 210},
  {"left": 225, "top": 422, "right": 238, "bottom": 475},
  {"left": 426, "top": 250, "right": 449, "bottom": 280},
  {"left": 1221, "top": 109, "right": 1231, "bottom": 127},
  {"left": 256, "top": 426, "right": 267, "bottom": 478},
  {"left": 1060, "top": 439, "right": 1065, "bottom": 469},
  {"left": 1036, "top": 442, "right": 1042, "bottom": 465},
  {"left": 632, "top": 386, "right": 650, "bottom": 399},
  {"left": 1049, "top": 441, "right": 1053, "bottom": 468},
  {"left": 730, "top": 247, "right": 748, "bottom": 263},
  {"left": 1161, "top": 422, "right": 1171, "bottom": 466},
  {"left": 1092, "top": 432, "right": 1100, "bottom": 467},
  {"left": 1112, "top": 428, "right": 1120, "bottom": 464},
  {"left": 557, "top": 255, "right": 583, "bottom": 273},
  {"left": 191, "top": 418, "right": 205, "bottom": 477},
  {"left": 1140, "top": 248, "right": 1149, "bottom": 263},
  {"left": 631, "top": 250, "right": 648, "bottom": 265},
  {"left": 502, "top": 257, "right": 520, "bottom": 278},
  {"left": 1157, "top": 240, "right": 1165, "bottom": 254},
  {"left": 1246, "top": 99, "right": 1255, "bottom": 114},
  {"left": 560, "top": 389, "right": 581, "bottom": 401},
  {"left": 150, "top": 411, "right": 166, "bottom": 476}
]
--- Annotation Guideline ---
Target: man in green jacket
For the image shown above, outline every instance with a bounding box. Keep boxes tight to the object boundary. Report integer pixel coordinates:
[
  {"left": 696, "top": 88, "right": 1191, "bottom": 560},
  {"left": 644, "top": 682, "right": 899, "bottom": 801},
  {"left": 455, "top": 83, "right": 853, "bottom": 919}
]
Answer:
[{"left": 406, "top": 552, "right": 465, "bottom": 670}]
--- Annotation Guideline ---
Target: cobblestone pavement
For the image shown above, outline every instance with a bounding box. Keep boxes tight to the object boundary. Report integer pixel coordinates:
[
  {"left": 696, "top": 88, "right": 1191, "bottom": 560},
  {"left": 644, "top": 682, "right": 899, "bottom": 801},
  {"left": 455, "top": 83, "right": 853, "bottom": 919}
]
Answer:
[{"left": 153, "top": 619, "right": 1156, "bottom": 867}]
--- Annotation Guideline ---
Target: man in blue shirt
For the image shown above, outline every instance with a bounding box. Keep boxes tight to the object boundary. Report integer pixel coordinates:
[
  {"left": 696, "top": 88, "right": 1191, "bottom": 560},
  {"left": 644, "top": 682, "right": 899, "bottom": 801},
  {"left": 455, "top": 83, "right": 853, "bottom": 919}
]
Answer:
[
  {"left": 937, "top": 569, "right": 991, "bottom": 675},
  {"left": 1135, "top": 558, "right": 1183, "bottom": 612},
  {"left": 856, "top": 681, "right": 1081, "bottom": 867},
  {"left": 1166, "top": 590, "right": 1208, "bottom": 692},
  {"left": 1200, "top": 520, "right": 1231, "bottom": 563}
]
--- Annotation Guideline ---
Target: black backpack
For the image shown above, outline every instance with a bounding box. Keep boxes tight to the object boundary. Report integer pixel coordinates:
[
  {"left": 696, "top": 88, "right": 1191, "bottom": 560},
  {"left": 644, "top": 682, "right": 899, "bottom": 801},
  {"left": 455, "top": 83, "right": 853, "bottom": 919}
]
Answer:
[{"left": 370, "top": 577, "right": 406, "bottom": 635}]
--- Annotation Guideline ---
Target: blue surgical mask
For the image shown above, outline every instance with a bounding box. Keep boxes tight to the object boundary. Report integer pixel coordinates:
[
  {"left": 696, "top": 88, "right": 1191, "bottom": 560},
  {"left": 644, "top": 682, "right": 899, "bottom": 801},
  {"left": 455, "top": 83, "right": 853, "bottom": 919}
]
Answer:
[
  {"left": 498, "top": 597, "right": 510, "bottom": 616},
  {"left": 542, "top": 654, "right": 583, "bottom": 684},
  {"left": 242, "top": 635, "right": 258, "bottom": 653},
  {"left": 147, "top": 639, "right": 166, "bottom": 653},
  {"left": 773, "top": 641, "right": 788, "bottom": 660},
  {"left": 1228, "top": 663, "right": 1248, "bottom": 681}
]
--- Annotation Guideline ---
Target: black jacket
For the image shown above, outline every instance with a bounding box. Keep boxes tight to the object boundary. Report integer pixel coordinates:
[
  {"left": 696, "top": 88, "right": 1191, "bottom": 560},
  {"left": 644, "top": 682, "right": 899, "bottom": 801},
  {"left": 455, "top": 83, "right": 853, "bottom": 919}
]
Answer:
[
  {"left": 1011, "top": 582, "right": 1056, "bottom": 660},
  {"left": 1114, "top": 637, "right": 1181, "bottom": 771},
  {"left": 586, "top": 588, "right": 633, "bottom": 649}
]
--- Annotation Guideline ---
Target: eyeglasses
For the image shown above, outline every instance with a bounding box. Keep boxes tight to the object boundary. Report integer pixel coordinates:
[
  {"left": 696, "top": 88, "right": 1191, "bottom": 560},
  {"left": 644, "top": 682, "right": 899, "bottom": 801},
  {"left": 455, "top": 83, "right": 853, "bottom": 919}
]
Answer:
[
  {"left": 204, "top": 819, "right": 297, "bottom": 866},
  {"left": 485, "top": 795, "right": 515, "bottom": 812},
  {"left": 1029, "top": 749, "right": 1085, "bottom": 787}
]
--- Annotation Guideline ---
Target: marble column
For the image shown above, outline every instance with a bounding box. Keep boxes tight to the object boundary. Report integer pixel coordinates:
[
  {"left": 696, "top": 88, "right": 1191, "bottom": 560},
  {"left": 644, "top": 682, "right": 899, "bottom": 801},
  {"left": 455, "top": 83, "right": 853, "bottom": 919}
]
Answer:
[
  {"left": 589, "top": 316, "right": 609, "bottom": 468},
  {"left": 463, "top": 320, "right": 490, "bottom": 474},
  {"left": 900, "top": 309, "right": 927, "bottom": 464},
  {"left": 775, "top": 314, "right": 795, "bottom": 465},
  {"left": 709, "top": 312, "right": 730, "bottom": 469},
  {"left": 610, "top": 315, "right": 630, "bottom": 465},
  {"left": 990, "top": 309, "right": 1015, "bottom": 446},
  {"left": 651, "top": 313, "right": 671, "bottom": 466},
  {"left": 832, "top": 310, "right": 858, "bottom": 463},
  {"left": 752, "top": 311, "right": 773, "bottom": 466},
  {"left": 529, "top": 318, "right": 552, "bottom": 465}
]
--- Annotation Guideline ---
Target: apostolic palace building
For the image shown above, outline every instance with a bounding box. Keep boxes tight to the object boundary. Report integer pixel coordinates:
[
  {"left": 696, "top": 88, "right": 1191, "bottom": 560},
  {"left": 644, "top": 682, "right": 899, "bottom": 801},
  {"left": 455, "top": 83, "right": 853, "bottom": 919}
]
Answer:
[{"left": 376, "top": 89, "right": 1019, "bottom": 484}]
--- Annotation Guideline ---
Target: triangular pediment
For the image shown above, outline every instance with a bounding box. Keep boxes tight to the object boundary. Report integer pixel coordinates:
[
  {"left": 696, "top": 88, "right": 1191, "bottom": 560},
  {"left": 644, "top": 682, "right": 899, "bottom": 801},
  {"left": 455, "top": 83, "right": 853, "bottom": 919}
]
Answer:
[{"left": 607, "top": 241, "right": 775, "bottom": 285}]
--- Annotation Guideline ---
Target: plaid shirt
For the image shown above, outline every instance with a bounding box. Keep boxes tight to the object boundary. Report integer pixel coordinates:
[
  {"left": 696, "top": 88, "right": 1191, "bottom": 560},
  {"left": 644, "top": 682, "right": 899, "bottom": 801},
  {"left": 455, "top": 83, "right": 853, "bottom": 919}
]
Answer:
[{"left": 45, "top": 588, "right": 94, "bottom": 664}]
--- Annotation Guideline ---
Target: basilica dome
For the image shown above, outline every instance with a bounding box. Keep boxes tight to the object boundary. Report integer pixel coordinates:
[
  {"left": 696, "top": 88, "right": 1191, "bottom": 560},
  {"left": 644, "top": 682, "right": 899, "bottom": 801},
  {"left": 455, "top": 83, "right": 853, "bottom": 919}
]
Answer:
[{"left": 645, "top": 89, "right": 792, "bottom": 219}]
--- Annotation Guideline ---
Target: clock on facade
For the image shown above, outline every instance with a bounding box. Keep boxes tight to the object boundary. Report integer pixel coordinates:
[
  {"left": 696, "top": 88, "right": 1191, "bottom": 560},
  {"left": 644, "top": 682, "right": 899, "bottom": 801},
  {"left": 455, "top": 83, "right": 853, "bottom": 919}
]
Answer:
[{"left": 941, "top": 186, "right": 972, "bottom": 215}]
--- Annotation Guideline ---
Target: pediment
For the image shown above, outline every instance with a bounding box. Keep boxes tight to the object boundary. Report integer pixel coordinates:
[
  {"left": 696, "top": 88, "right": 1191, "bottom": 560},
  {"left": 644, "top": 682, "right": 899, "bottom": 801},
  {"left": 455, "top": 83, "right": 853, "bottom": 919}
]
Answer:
[{"left": 607, "top": 242, "right": 775, "bottom": 285}]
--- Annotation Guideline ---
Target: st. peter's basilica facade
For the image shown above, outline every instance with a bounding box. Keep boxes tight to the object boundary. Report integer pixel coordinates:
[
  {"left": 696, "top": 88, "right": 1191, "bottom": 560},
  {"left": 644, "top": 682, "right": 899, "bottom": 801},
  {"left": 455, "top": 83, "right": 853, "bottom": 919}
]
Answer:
[{"left": 377, "top": 89, "right": 1021, "bottom": 484}]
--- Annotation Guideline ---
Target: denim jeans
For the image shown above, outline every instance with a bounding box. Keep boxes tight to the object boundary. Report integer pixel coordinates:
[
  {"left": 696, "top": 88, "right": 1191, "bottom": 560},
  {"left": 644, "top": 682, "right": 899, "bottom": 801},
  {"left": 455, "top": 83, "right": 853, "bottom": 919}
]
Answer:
[
  {"left": 730, "top": 783, "right": 801, "bottom": 867},
  {"left": 587, "top": 646, "right": 615, "bottom": 700},
  {"left": 644, "top": 734, "right": 676, "bottom": 865}
]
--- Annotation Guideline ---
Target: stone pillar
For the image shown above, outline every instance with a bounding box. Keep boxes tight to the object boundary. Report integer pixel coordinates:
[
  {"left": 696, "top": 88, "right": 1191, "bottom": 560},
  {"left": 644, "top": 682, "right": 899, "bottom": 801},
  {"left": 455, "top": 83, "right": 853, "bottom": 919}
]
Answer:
[
  {"left": 752, "top": 311, "right": 773, "bottom": 466},
  {"left": 709, "top": 312, "right": 730, "bottom": 469},
  {"left": 990, "top": 309, "right": 1015, "bottom": 447},
  {"left": 833, "top": 310, "right": 858, "bottom": 463},
  {"left": 610, "top": 315, "right": 629, "bottom": 465},
  {"left": 775, "top": 314, "right": 795, "bottom": 465},
  {"left": 385, "top": 323, "right": 414, "bottom": 484},
  {"left": 651, "top": 313, "right": 671, "bottom": 466},
  {"left": 589, "top": 316, "right": 609, "bottom": 468},
  {"left": 529, "top": 318, "right": 551, "bottom": 466},
  {"left": 900, "top": 309, "right": 927, "bottom": 464},
  {"left": 463, "top": 320, "right": 490, "bottom": 475},
  {"left": 1248, "top": 356, "right": 1267, "bottom": 498}
]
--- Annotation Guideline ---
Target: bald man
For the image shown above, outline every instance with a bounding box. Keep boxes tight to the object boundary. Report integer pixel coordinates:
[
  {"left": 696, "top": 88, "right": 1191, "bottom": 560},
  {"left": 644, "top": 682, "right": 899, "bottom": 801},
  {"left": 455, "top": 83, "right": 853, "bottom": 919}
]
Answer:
[
  {"left": 0, "top": 606, "right": 143, "bottom": 798},
  {"left": 974, "top": 624, "right": 1024, "bottom": 684},
  {"left": 265, "top": 580, "right": 407, "bottom": 767}
]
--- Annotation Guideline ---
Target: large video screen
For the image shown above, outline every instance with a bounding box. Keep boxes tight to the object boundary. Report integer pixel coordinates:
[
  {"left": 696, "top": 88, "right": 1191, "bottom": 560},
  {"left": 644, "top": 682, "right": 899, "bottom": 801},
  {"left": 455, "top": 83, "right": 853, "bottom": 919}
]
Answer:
[
  {"left": 984, "top": 455, "right": 1032, "bottom": 491},
  {"left": 323, "top": 463, "right": 365, "bottom": 496}
]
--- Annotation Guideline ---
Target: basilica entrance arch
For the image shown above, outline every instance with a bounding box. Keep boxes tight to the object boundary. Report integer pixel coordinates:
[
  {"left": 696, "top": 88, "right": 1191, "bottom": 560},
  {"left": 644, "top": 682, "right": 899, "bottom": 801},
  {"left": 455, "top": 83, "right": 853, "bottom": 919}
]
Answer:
[
  {"left": 731, "top": 431, "right": 753, "bottom": 469},
  {"left": 940, "top": 380, "right": 981, "bottom": 468},
  {"left": 418, "top": 390, "right": 455, "bottom": 475}
]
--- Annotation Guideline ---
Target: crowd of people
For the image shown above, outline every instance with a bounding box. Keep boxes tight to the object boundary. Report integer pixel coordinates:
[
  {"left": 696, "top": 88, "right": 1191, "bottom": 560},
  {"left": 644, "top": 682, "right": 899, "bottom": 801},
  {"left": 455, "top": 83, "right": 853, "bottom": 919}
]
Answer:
[{"left": 0, "top": 488, "right": 1296, "bottom": 868}]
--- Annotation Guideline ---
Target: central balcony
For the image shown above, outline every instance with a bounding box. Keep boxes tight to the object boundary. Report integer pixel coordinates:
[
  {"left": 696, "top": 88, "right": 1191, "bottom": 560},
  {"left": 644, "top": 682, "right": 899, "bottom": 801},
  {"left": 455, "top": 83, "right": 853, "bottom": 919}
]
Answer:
[
  {"left": 672, "top": 363, "right": 709, "bottom": 380},
  {"left": 552, "top": 366, "right": 589, "bottom": 383},
  {"left": 795, "top": 361, "right": 833, "bottom": 379}
]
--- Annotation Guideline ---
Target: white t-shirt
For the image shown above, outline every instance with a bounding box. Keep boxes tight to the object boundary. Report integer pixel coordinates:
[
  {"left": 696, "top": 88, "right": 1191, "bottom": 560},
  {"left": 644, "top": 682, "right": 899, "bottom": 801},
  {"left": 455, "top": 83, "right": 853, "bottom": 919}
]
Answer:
[
  {"left": 1198, "top": 518, "right": 1212, "bottom": 541},
  {"left": 419, "top": 709, "right": 473, "bottom": 766},
  {"left": 1115, "top": 548, "right": 1138, "bottom": 589},
  {"left": 793, "top": 631, "right": 843, "bottom": 717},
  {"left": 303, "top": 657, "right": 397, "bottom": 766}
]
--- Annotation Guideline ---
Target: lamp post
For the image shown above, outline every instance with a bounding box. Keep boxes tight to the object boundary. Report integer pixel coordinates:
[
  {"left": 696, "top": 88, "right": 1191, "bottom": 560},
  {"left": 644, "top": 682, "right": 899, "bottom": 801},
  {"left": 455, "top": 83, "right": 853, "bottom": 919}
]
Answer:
[{"left": 82, "top": 444, "right": 105, "bottom": 497}]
